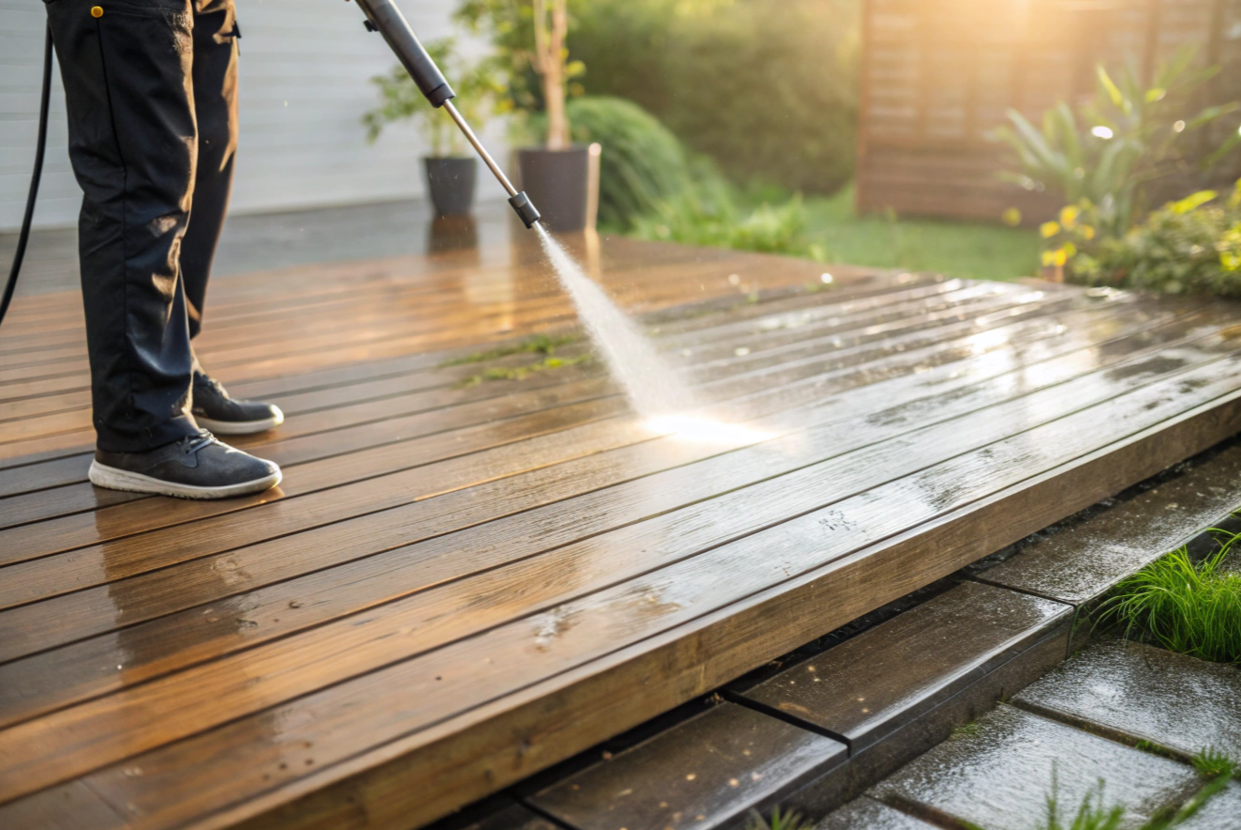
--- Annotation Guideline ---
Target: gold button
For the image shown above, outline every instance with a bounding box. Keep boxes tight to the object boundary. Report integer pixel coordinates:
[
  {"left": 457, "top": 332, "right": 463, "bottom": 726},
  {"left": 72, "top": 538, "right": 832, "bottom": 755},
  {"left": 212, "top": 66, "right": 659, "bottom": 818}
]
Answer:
[{"left": 91, "top": 6, "right": 104, "bottom": 17}]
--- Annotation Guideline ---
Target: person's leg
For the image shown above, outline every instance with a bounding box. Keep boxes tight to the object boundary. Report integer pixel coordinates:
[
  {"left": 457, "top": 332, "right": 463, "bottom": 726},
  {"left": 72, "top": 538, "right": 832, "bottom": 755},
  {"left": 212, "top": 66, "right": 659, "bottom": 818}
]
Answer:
[
  {"left": 182, "top": 0, "right": 239, "bottom": 338},
  {"left": 45, "top": 0, "right": 200, "bottom": 453}
]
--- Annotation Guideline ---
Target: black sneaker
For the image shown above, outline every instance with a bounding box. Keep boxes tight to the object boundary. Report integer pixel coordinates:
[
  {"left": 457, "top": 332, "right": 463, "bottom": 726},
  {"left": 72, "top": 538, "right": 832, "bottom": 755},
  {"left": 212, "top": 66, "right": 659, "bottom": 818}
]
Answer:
[
  {"left": 89, "top": 432, "right": 282, "bottom": 499},
  {"left": 191, "top": 370, "right": 284, "bottom": 435}
]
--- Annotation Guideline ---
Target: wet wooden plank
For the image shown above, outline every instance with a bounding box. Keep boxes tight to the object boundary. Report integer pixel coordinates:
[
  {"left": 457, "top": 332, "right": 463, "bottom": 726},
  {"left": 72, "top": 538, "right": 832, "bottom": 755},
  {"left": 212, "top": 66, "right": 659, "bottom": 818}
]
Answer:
[
  {"left": 529, "top": 703, "right": 846, "bottom": 830},
  {"left": 4, "top": 235, "right": 1241, "bottom": 830},
  {"left": 4, "top": 336, "right": 1241, "bottom": 819},
  {"left": 0, "top": 304, "right": 1212, "bottom": 721}
]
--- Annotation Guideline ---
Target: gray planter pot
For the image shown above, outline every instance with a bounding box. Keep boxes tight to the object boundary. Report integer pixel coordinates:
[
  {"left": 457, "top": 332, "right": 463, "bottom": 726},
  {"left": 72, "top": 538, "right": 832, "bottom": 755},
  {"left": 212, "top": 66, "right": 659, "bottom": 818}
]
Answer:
[
  {"left": 517, "top": 145, "right": 596, "bottom": 232},
  {"left": 423, "top": 156, "right": 477, "bottom": 217}
]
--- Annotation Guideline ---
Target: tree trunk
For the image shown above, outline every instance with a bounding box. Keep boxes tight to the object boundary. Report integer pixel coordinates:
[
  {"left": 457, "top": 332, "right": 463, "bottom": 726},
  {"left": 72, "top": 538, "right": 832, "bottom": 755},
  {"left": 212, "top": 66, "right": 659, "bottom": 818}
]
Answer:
[{"left": 539, "top": 0, "right": 570, "bottom": 150}]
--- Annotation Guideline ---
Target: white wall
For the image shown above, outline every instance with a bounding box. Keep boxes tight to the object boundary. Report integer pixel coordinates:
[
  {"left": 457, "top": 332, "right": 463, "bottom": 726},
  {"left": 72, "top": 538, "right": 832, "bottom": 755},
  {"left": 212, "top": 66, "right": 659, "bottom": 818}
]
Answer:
[{"left": 0, "top": 0, "right": 505, "bottom": 231}]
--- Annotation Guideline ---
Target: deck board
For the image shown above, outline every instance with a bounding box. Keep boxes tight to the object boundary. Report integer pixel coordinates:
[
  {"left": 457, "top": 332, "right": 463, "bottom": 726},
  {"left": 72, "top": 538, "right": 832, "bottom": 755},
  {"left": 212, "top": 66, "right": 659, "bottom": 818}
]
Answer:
[{"left": 2, "top": 235, "right": 1240, "bottom": 830}]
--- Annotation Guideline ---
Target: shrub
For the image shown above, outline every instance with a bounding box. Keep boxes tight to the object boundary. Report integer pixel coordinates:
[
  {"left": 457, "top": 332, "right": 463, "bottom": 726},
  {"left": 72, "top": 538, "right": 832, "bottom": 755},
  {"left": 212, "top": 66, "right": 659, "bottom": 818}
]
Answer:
[
  {"left": 569, "top": 0, "right": 859, "bottom": 195},
  {"left": 1043, "top": 182, "right": 1241, "bottom": 296},
  {"left": 564, "top": 97, "right": 692, "bottom": 229},
  {"left": 630, "top": 173, "right": 826, "bottom": 261}
]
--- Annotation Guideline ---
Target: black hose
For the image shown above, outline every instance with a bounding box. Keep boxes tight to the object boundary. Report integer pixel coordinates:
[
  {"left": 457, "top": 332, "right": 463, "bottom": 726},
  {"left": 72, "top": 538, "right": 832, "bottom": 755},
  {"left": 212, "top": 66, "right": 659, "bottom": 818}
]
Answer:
[{"left": 0, "top": 25, "right": 54, "bottom": 329}]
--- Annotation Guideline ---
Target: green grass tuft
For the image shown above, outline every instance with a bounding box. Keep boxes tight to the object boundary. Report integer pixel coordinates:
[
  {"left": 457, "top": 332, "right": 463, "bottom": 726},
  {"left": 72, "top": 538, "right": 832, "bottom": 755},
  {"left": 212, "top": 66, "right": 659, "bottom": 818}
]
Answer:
[
  {"left": 1097, "top": 542, "right": 1241, "bottom": 665},
  {"left": 439, "top": 334, "right": 579, "bottom": 368},
  {"left": 1192, "top": 747, "right": 1239, "bottom": 780},
  {"left": 745, "top": 807, "right": 811, "bottom": 830}
]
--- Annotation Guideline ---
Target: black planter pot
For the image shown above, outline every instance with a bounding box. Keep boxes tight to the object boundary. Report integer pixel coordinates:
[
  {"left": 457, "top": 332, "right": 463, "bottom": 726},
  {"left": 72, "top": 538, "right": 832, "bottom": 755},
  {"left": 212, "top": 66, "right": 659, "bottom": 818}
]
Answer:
[
  {"left": 517, "top": 146, "right": 594, "bottom": 232},
  {"left": 423, "top": 156, "right": 477, "bottom": 217}
]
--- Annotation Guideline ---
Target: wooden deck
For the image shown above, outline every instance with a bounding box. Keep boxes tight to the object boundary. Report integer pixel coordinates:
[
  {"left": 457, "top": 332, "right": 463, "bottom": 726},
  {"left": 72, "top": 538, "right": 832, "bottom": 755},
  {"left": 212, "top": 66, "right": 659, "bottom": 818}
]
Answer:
[{"left": 3, "top": 233, "right": 1241, "bottom": 830}]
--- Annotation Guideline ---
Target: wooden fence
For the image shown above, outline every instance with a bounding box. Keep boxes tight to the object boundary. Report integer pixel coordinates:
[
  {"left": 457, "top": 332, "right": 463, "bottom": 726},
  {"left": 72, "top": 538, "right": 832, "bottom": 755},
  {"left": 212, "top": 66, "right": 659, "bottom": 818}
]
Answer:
[{"left": 855, "top": 0, "right": 1241, "bottom": 224}]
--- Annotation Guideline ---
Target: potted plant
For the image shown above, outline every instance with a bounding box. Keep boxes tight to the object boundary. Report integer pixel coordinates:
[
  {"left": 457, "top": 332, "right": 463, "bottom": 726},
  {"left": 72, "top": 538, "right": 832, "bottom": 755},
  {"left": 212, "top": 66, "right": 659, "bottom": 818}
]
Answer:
[
  {"left": 456, "top": 0, "right": 596, "bottom": 231},
  {"left": 363, "top": 37, "right": 506, "bottom": 217}
]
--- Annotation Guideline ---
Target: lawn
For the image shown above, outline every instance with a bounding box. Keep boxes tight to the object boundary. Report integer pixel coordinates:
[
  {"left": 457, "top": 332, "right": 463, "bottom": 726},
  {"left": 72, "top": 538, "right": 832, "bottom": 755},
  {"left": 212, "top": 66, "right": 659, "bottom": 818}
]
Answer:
[{"left": 798, "top": 184, "right": 1041, "bottom": 282}]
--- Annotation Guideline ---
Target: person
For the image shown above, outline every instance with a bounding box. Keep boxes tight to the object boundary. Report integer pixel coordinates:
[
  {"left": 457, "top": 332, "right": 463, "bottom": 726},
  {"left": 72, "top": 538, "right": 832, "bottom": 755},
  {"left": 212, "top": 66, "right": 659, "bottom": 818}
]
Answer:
[{"left": 44, "top": 0, "right": 283, "bottom": 499}]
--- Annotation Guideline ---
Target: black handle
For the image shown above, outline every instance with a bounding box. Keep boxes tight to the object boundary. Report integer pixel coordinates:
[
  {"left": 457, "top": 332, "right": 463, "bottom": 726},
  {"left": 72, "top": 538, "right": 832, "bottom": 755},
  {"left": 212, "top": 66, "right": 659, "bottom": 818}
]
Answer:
[{"left": 354, "top": 0, "right": 455, "bottom": 107}]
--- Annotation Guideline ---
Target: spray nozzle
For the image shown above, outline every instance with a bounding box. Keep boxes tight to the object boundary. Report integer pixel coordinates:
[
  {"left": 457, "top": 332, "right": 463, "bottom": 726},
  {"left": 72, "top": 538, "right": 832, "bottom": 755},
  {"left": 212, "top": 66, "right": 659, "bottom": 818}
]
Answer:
[{"left": 508, "top": 192, "right": 542, "bottom": 229}]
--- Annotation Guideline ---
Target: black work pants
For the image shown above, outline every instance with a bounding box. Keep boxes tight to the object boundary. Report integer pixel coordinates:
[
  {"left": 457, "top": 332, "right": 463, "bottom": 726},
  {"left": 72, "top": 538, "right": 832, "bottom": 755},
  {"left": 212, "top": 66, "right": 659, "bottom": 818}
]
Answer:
[{"left": 44, "top": 0, "right": 239, "bottom": 452}]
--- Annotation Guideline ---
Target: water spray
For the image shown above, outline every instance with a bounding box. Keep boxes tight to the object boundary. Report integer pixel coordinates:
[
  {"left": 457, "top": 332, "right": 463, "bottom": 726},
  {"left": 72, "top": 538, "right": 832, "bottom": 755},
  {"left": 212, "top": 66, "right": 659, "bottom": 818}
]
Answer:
[{"left": 352, "top": 0, "right": 542, "bottom": 229}]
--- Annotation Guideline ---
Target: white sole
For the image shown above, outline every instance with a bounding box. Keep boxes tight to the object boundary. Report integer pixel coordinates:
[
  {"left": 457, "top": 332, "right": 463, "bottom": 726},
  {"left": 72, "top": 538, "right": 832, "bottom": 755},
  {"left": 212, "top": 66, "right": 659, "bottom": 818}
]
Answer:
[
  {"left": 195, "top": 406, "right": 285, "bottom": 435},
  {"left": 88, "top": 459, "right": 282, "bottom": 500}
]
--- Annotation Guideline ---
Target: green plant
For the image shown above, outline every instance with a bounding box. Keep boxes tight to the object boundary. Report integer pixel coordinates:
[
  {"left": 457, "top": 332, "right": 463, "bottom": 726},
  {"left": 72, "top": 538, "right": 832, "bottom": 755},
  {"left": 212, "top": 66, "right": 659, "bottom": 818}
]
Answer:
[
  {"left": 994, "top": 48, "right": 1239, "bottom": 237},
  {"left": 363, "top": 37, "right": 507, "bottom": 155},
  {"left": 1097, "top": 541, "right": 1241, "bottom": 664},
  {"left": 1192, "top": 747, "right": 1239, "bottom": 780},
  {"left": 564, "top": 97, "right": 691, "bottom": 229},
  {"left": 1039, "top": 782, "right": 1126, "bottom": 830},
  {"left": 630, "top": 172, "right": 826, "bottom": 261},
  {"left": 1047, "top": 183, "right": 1241, "bottom": 295},
  {"left": 455, "top": 0, "right": 585, "bottom": 148},
  {"left": 569, "top": 0, "right": 859, "bottom": 195},
  {"left": 745, "top": 806, "right": 811, "bottom": 830}
]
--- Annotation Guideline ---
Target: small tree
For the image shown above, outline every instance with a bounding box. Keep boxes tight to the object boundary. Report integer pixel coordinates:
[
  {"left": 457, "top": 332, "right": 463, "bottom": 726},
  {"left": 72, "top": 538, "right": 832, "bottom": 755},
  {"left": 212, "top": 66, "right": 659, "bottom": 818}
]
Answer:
[
  {"left": 362, "top": 37, "right": 507, "bottom": 155},
  {"left": 455, "top": 0, "right": 585, "bottom": 149}
]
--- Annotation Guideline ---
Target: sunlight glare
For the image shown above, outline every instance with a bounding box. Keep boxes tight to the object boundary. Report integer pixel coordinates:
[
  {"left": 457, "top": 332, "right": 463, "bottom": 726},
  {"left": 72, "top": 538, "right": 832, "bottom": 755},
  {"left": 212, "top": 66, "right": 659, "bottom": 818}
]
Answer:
[{"left": 645, "top": 414, "right": 775, "bottom": 444}]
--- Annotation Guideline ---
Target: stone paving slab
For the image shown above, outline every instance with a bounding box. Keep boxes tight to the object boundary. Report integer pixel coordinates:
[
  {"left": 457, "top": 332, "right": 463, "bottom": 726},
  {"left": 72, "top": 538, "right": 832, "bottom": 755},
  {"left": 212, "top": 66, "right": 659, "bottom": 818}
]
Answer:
[
  {"left": 1178, "top": 782, "right": 1241, "bottom": 830},
  {"left": 869, "top": 705, "right": 1201, "bottom": 830},
  {"left": 528, "top": 702, "right": 846, "bottom": 830},
  {"left": 979, "top": 442, "right": 1241, "bottom": 605},
  {"left": 1016, "top": 639, "right": 1241, "bottom": 761},
  {"left": 812, "top": 797, "right": 935, "bottom": 829},
  {"left": 742, "top": 581, "right": 1070, "bottom": 752}
]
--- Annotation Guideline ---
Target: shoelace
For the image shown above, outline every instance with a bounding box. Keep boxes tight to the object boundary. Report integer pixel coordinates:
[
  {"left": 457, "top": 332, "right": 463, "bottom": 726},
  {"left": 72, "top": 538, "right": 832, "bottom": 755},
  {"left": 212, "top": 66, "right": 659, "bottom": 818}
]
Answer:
[
  {"left": 183, "top": 432, "right": 217, "bottom": 455},
  {"left": 193, "top": 372, "right": 228, "bottom": 398}
]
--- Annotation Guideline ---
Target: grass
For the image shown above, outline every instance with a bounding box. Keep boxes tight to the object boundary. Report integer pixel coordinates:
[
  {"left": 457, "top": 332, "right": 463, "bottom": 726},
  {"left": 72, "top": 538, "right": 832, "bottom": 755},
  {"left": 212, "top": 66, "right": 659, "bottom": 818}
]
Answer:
[
  {"left": 798, "top": 184, "right": 1042, "bottom": 282},
  {"left": 1097, "top": 540, "right": 1241, "bottom": 665},
  {"left": 438, "top": 333, "right": 579, "bottom": 368},
  {"left": 745, "top": 807, "right": 811, "bottom": 830},
  {"left": 1192, "top": 747, "right": 1239, "bottom": 780}
]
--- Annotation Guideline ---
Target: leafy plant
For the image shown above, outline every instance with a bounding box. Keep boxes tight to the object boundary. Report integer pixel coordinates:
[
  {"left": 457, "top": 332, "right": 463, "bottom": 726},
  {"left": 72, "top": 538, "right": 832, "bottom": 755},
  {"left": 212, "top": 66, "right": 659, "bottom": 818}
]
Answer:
[
  {"left": 1040, "top": 181, "right": 1241, "bottom": 295},
  {"left": 631, "top": 169, "right": 826, "bottom": 261},
  {"left": 455, "top": 0, "right": 585, "bottom": 148},
  {"left": 1097, "top": 541, "right": 1241, "bottom": 664},
  {"left": 363, "top": 37, "right": 507, "bottom": 155},
  {"left": 994, "top": 48, "right": 1239, "bottom": 237},
  {"left": 745, "top": 806, "right": 812, "bottom": 830}
]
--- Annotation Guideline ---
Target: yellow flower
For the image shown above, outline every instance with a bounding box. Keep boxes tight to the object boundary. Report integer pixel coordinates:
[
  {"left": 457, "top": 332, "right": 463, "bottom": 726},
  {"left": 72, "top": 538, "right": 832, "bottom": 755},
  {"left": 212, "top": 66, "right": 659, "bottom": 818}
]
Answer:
[
  {"left": 1080, "top": 225, "right": 1096, "bottom": 240},
  {"left": 1001, "top": 207, "right": 1022, "bottom": 227},
  {"left": 1062, "top": 242, "right": 1077, "bottom": 259},
  {"left": 1041, "top": 250, "right": 1057, "bottom": 267},
  {"left": 1059, "top": 205, "right": 1079, "bottom": 228},
  {"left": 1040, "top": 221, "right": 1061, "bottom": 238},
  {"left": 1053, "top": 247, "right": 1068, "bottom": 267}
]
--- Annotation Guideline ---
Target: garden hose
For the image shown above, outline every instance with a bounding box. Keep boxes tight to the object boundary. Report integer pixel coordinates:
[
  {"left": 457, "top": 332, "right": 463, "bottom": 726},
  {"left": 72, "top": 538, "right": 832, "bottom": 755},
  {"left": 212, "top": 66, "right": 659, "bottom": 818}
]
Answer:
[{"left": 0, "top": 25, "right": 53, "bottom": 329}]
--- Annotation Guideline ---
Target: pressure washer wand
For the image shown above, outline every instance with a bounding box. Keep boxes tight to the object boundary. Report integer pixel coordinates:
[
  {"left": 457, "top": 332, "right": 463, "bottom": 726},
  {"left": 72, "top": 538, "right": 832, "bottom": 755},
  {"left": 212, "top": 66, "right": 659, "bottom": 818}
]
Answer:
[{"left": 352, "top": 0, "right": 542, "bottom": 228}]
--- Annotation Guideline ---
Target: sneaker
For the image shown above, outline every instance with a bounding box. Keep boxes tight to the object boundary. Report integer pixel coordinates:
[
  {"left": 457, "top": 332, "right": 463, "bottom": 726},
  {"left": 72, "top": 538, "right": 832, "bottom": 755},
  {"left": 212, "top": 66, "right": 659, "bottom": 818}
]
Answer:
[
  {"left": 89, "top": 432, "right": 282, "bottom": 499},
  {"left": 192, "top": 370, "right": 284, "bottom": 435}
]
